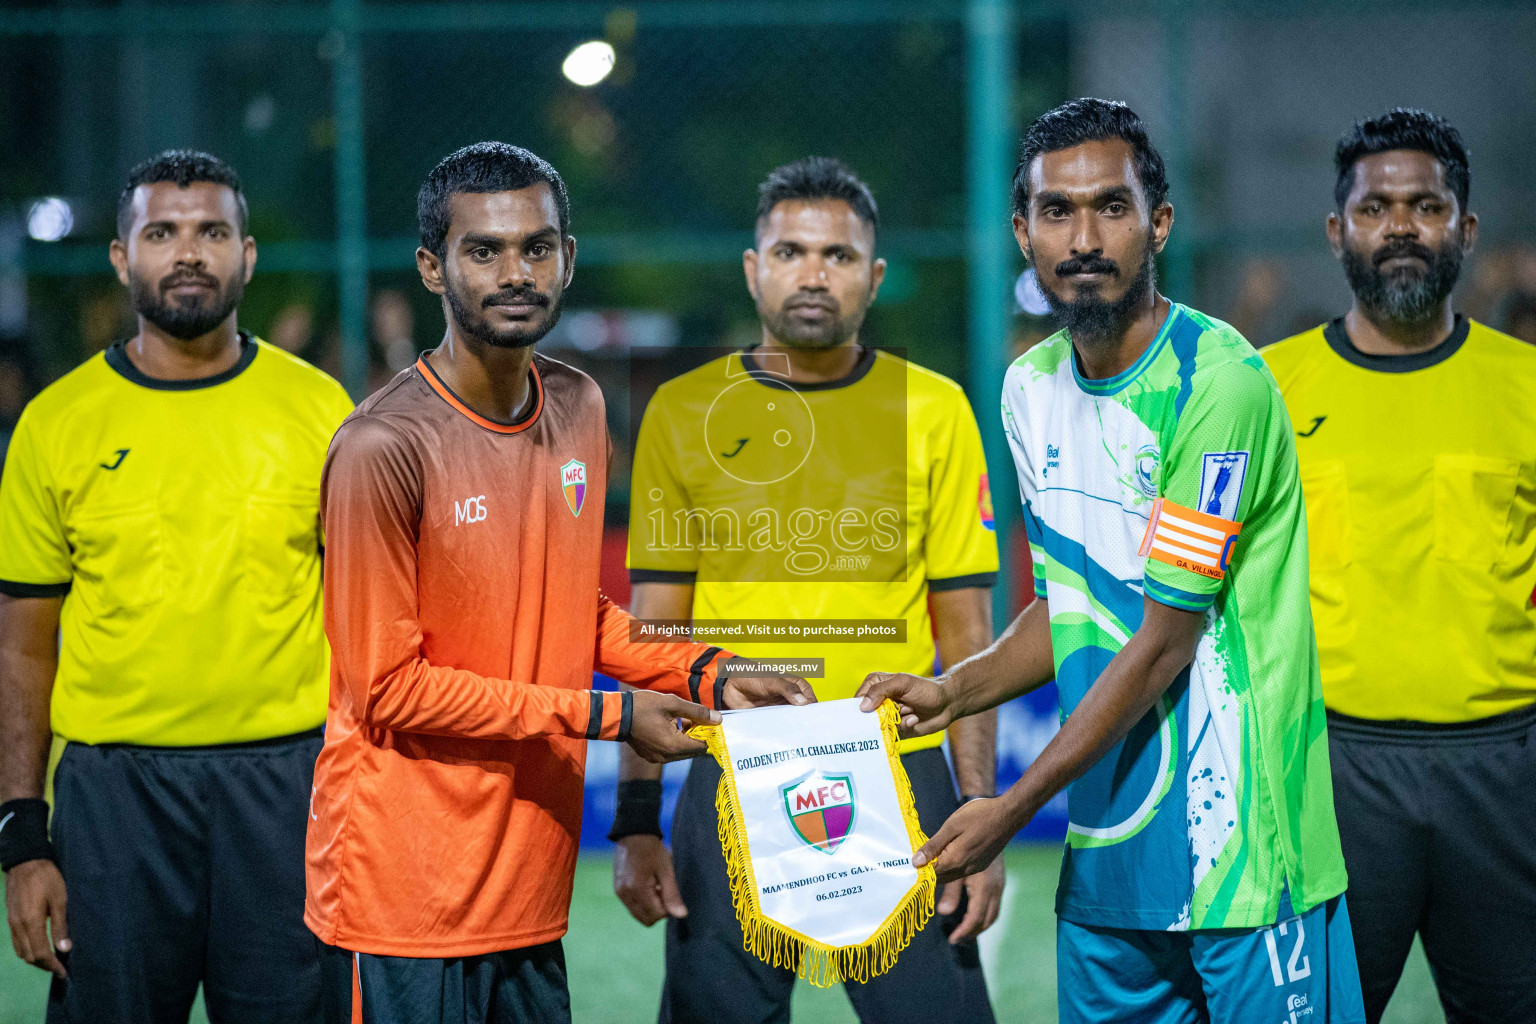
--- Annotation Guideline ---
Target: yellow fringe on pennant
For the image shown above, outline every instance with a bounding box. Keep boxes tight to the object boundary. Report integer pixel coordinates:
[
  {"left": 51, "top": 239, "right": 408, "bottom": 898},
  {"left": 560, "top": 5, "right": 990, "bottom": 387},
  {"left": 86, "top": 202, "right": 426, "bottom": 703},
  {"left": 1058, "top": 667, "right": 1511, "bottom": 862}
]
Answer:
[{"left": 688, "top": 701, "right": 937, "bottom": 988}]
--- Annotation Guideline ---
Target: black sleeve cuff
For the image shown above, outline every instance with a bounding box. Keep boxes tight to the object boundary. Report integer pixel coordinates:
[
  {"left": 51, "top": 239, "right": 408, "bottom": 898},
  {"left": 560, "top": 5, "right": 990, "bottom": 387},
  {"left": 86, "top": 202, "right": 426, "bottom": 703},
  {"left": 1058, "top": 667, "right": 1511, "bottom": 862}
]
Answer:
[
  {"left": 928, "top": 572, "right": 998, "bottom": 592},
  {"left": 584, "top": 691, "right": 605, "bottom": 740},
  {"left": 0, "top": 579, "right": 71, "bottom": 598},
  {"left": 687, "top": 647, "right": 724, "bottom": 705},
  {"left": 617, "top": 691, "right": 635, "bottom": 742},
  {"left": 628, "top": 569, "right": 698, "bottom": 585}
]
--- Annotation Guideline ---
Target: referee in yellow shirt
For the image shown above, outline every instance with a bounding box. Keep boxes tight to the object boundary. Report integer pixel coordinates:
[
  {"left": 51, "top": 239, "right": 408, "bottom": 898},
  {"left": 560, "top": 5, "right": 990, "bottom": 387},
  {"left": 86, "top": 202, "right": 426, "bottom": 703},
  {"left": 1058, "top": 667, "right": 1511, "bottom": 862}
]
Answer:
[
  {"left": 1265, "top": 110, "right": 1536, "bottom": 1024},
  {"left": 0, "top": 152, "right": 352, "bottom": 1022},
  {"left": 612, "top": 159, "right": 1001, "bottom": 1023}
]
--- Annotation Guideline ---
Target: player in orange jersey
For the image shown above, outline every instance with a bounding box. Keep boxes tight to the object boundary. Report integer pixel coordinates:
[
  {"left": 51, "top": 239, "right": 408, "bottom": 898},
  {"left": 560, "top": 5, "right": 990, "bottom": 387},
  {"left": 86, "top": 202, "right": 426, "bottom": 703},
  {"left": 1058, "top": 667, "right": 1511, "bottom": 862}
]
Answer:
[{"left": 305, "top": 142, "right": 810, "bottom": 1024}]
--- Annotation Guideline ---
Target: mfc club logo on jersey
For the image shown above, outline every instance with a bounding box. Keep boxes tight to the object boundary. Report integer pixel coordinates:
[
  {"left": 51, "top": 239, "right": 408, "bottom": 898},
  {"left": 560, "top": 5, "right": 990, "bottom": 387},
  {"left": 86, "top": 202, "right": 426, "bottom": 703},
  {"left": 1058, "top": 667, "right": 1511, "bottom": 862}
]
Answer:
[
  {"left": 781, "top": 770, "right": 856, "bottom": 855},
  {"left": 561, "top": 459, "right": 587, "bottom": 518}
]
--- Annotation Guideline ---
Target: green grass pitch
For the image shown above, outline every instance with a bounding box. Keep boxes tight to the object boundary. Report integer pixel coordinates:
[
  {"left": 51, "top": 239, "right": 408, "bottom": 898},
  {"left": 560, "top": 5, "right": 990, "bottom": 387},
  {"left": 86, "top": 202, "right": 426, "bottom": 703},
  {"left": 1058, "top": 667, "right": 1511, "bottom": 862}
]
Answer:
[{"left": 2, "top": 845, "right": 1445, "bottom": 1022}]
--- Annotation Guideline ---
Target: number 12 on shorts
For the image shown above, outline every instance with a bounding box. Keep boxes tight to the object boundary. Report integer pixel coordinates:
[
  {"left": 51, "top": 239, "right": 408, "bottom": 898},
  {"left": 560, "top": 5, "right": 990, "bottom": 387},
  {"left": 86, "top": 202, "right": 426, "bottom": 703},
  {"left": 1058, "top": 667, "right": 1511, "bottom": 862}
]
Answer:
[{"left": 1263, "top": 918, "right": 1313, "bottom": 987}]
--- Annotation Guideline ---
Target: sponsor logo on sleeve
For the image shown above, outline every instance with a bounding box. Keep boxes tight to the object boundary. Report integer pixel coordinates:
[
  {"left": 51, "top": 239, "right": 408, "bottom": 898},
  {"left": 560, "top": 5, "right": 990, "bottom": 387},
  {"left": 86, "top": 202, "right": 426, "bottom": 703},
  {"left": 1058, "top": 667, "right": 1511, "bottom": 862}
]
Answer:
[
  {"left": 1197, "top": 451, "right": 1249, "bottom": 519},
  {"left": 978, "top": 474, "right": 995, "bottom": 531}
]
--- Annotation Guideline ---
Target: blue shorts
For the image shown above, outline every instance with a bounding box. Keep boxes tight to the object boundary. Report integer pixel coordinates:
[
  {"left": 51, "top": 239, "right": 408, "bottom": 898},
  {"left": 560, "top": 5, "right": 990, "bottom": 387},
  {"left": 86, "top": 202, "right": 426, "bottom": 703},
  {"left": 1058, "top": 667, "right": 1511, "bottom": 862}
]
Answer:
[{"left": 1058, "top": 895, "right": 1366, "bottom": 1024}]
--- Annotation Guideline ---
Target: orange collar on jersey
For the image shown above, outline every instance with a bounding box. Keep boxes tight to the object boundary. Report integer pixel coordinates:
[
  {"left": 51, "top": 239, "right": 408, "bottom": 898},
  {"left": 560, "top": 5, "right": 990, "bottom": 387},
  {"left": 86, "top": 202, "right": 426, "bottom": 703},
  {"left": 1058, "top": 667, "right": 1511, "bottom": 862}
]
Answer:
[{"left": 415, "top": 354, "right": 544, "bottom": 434}]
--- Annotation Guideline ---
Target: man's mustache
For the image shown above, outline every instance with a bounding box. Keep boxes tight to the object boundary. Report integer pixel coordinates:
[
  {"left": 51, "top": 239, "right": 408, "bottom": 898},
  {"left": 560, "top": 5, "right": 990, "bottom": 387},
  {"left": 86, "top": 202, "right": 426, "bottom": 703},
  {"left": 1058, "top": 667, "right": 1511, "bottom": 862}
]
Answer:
[
  {"left": 159, "top": 270, "right": 221, "bottom": 293},
  {"left": 784, "top": 292, "right": 839, "bottom": 313},
  {"left": 482, "top": 288, "right": 550, "bottom": 308},
  {"left": 1372, "top": 239, "right": 1437, "bottom": 268},
  {"left": 1054, "top": 255, "right": 1120, "bottom": 278}
]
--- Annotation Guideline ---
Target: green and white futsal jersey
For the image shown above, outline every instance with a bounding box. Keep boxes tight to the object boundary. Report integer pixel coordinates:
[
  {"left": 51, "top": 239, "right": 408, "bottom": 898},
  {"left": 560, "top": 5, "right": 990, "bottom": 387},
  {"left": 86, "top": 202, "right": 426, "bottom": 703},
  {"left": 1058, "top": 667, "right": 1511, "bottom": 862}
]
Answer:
[{"left": 1003, "top": 302, "right": 1348, "bottom": 931}]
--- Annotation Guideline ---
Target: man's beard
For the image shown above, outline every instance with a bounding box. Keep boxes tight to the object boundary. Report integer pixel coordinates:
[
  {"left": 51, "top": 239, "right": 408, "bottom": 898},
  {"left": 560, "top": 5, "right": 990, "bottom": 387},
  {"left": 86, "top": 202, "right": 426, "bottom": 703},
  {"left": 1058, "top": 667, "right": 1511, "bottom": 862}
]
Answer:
[
  {"left": 1341, "top": 236, "right": 1463, "bottom": 325},
  {"left": 1033, "top": 245, "right": 1155, "bottom": 351},
  {"left": 445, "top": 277, "right": 564, "bottom": 350},
  {"left": 128, "top": 265, "right": 244, "bottom": 341},
  {"left": 759, "top": 291, "right": 870, "bottom": 350}
]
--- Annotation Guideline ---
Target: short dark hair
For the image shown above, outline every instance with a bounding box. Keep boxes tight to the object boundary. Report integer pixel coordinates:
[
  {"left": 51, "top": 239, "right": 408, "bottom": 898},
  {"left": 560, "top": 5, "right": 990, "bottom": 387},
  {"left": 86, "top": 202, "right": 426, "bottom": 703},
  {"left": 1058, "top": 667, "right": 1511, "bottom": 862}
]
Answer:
[
  {"left": 117, "top": 150, "right": 248, "bottom": 239},
  {"left": 417, "top": 142, "right": 570, "bottom": 258},
  {"left": 1334, "top": 108, "right": 1470, "bottom": 211},
  {"left": 755, "top": 157, "right": 879, "bottom": 236},
  {"left": 1012, "top": 98, "right": 1169, "bottom": 216}
]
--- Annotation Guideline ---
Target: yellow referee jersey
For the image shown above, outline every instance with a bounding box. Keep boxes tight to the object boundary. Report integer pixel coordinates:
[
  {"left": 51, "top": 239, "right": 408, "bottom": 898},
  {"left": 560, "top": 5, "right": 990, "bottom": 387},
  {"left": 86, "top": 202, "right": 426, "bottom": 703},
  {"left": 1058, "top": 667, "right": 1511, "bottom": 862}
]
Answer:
[
  {"left": 1263, "top": 317, "right": 1536, "bottom": 722},
  {"left": 627, "top": 347, "right": 999, "bottom": 752},
  {"left": 0, "top": 334, "right": 353, "bottom": 746}
]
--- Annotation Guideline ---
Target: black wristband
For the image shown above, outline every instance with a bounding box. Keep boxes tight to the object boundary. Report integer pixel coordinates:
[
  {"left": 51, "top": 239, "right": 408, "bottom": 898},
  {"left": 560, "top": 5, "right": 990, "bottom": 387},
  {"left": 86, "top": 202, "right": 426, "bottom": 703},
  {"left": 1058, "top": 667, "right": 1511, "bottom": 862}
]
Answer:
[
  {"left": 959, "top": 794, "right": 994, "bottom": 805},
  {"left": 607, "top": 779, "right": 664, "bottom": 842},
  {"left": 0, "top": 798, "right": 55, "bottom": 872}
]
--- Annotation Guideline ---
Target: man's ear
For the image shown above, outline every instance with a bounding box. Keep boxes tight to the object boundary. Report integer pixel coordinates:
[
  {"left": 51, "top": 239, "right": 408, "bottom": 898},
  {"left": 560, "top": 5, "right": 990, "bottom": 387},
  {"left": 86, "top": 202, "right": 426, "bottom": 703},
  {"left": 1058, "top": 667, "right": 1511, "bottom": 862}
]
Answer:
[
  {"left": 563, "top": 235, "right": 577, "bottom": 288},
  {"left": 1460, "top": 211, "right": 1479, "bottom": 255},
  {"left": 108, "top": 238, "right": 131, "bottom": 288},
  {"left": 1011, "top": 213, "right": 1030, "bottom": 260},
  {"left": 242, "top": 236, "right": 257, "bottom": 285},
  {"left": 743, "top": 248, "right": 760, "bottom": 303},
  {"left": 867, "top": 257, "right": 887, "bottom": 304},
  {"left": 417, "top": 247, "right": 446, "bottom": 297},
  {"left": 1325, "top": 212, "right": 1344, "bottom": 259},
  {"left": 1149, "top": 202, "right": 1175, "bottom": 255}
]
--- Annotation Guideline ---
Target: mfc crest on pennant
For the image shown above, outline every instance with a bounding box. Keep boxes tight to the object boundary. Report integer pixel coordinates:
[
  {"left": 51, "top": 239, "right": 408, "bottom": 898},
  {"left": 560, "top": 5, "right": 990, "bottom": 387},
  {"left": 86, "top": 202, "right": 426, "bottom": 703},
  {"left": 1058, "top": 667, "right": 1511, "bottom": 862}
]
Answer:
[
  {"left": 560, "top": 459, "right": 587, "bottom": 517},
  {"left": 781, "top": 770, "right": 857, "bottom": 854}
]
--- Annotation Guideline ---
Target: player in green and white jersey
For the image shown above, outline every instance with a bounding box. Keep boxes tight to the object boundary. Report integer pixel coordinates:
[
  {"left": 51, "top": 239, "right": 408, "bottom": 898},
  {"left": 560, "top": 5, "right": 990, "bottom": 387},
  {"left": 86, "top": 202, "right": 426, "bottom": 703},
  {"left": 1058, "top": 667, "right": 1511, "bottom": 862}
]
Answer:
[{"left": 860, "top": 99, "right": 1365, "bottom": 1023}]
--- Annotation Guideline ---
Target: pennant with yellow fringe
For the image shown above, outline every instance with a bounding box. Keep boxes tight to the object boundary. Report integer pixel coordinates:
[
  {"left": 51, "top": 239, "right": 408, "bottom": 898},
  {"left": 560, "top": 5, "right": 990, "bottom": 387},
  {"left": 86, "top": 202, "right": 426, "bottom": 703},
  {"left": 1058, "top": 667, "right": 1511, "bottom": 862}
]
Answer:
[{"left": 688, "top": 698, "right": 936, "bottom": 987}]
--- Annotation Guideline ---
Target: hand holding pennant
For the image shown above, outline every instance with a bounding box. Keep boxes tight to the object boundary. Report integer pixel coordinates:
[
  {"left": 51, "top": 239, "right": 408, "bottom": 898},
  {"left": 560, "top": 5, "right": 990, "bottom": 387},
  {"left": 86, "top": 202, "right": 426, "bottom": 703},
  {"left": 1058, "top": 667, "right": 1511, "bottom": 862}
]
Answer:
[{"left": 686, "top": 698, "right": 936, "bottom": 987}]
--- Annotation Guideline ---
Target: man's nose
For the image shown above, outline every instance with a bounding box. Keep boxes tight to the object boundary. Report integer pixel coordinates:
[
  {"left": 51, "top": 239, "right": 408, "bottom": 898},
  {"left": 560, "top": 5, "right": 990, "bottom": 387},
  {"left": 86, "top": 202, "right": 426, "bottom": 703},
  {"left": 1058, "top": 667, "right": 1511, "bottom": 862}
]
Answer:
[
  {"left": 1384, "top": 204, "right": 1419, "bottom": 238},
  {"left": 497, "top": 253, "right": 537, "bottom": 288},
  {"left": 1069, "top": 212, "right": 1103, "bottom": 256}
]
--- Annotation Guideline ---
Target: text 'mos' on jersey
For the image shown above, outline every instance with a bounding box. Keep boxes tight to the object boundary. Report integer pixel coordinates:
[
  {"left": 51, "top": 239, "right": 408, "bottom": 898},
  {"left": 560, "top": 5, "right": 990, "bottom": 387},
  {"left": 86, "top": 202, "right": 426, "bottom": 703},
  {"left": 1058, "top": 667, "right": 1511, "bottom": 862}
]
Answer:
[
  {"left": 1004, "top": 303, "right": 1347, "bottom": 931},
  {"left": 626, "top": 347, "right": 998, "bottom": 752}
]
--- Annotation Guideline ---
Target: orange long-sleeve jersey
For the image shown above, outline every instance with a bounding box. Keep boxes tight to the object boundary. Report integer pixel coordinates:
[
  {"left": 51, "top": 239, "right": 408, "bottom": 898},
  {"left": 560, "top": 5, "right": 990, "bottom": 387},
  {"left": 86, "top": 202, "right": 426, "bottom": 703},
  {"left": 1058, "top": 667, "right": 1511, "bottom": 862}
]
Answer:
[{"left": 305, "top": 353, "right": 727, "bottom": 957}]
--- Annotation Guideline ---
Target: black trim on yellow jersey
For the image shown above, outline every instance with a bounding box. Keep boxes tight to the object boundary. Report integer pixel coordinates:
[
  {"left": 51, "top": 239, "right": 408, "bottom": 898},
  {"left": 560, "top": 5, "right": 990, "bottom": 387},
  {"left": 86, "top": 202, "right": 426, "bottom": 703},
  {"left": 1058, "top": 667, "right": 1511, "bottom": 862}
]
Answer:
[
  {"left": 1323, "top": 315, "right": 1469, "bottom": 373},
  {"left": 928, "top": 571, "right": 998, "bottom": 592},
  {"left": 0, "top": 579, "right": 71, "bottom": 598},
  {"left": 629, "top": 569, "right": 697, "bottom": 585},
  {"left": 1327, "top": 702, "right": 1536, "bottom": 745},
  {"left": 738, "top": 345, "right": 876, "bottom": 392},
  {"left": 105, "top": 331, "right": 259, "bottom": 391},
  {"left": 87, "top": 725, "right": 325, "bottom": 753}
]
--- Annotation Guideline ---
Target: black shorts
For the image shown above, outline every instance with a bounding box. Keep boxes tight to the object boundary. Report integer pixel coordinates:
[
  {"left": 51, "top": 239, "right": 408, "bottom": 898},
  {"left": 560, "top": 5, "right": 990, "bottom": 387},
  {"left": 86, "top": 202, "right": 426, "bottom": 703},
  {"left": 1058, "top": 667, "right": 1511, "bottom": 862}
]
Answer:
[
  {"left": 660, "top": 746, "right": 996, "bottom": 1024},
  {"left": 1327, "top": 704, "right": 1536, "bottom": 1024},
  {"left": 45, "top": 728, "right": 324, "bottom": 1024},
  {"left": 317, "top": 940, "right": 570, "bottom": 1024}
]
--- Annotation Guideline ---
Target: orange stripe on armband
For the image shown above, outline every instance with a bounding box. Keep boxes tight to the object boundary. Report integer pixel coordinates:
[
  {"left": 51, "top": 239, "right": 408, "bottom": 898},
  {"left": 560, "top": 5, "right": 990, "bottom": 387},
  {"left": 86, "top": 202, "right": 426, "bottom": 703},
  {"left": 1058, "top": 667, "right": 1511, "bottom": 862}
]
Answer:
[{"left": 1137, "top": 498, "right": 1242, "bottom": 580}]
